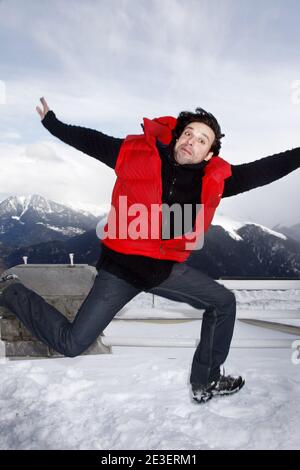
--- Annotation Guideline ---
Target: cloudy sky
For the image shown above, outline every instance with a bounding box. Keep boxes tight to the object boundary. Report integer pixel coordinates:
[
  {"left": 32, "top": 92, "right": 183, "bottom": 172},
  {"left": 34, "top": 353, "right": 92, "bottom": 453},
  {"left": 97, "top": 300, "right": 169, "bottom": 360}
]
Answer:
[{"left": 0, "top": 0, "right": 300, "bottom": 227}]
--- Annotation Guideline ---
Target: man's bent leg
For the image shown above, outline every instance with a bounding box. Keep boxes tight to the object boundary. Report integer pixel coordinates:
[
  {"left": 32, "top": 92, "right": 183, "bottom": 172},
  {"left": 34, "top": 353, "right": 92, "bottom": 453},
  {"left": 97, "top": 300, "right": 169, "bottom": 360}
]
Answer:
[
  {"left": 147, "top": 263, "right": 236, "bottom": 386},
  {"left": 1, "top": 269, "right": 141, "bottom": 357}
]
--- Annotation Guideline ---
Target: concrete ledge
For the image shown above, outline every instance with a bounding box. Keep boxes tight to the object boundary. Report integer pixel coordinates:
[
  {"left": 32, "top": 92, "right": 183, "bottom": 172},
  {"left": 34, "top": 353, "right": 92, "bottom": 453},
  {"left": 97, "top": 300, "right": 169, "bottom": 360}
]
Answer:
[
  {"left": 0, "top": 337, "right": 111, "bottom": 358},
  {"left": 0, "top": 339, "right": 49, "bottom": 357},
  {"left": 4, "top": 264, "right": 97, "bottom": 296},
  {"left": 0, "top": 264, "right": 112, "bottom": 358}
]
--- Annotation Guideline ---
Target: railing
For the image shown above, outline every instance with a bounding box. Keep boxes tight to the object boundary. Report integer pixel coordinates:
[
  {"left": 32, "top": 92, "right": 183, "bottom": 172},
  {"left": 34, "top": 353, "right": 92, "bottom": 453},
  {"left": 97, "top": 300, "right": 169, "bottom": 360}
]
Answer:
[{"left": 102, "top": 279, "right": 300, "bottom": 350}]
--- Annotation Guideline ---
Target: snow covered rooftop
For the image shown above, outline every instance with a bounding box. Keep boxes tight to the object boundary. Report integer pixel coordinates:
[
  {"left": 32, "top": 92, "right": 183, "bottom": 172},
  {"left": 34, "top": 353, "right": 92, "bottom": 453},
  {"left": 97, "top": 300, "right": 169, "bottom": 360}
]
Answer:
[{"left": 0, "top": 318, "right": 299, "bottom": 450}]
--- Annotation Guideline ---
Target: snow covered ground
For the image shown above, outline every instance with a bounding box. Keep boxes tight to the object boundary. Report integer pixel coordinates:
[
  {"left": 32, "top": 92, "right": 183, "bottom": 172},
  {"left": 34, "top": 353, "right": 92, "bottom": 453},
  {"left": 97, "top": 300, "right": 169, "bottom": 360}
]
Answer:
[
  {"left": 118, "top": 288, "right": 300, "bottom": 314},
  {"left": 0, "top": 291, "right": 299, "bottom": 450}
]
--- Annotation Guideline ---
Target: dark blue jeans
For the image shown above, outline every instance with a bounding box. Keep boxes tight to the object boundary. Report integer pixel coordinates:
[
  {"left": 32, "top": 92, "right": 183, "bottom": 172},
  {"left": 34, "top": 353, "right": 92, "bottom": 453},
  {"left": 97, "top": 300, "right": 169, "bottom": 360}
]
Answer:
[{"left": 2, "top": 263, "right": 236, "bottom": 386}]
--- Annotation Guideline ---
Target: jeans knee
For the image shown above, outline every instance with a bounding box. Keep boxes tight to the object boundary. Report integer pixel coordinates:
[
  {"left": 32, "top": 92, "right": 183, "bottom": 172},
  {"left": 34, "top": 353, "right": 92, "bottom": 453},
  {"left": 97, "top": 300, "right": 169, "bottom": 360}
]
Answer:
[
  {"left": 220, "top": 289, "right": 236, "bottom": 310},
  {"left": 63, "top": 348, "right": 81, "bottom": 358},
  {"left": 61, "top": 339, "right": 88, "bottom": 358}
]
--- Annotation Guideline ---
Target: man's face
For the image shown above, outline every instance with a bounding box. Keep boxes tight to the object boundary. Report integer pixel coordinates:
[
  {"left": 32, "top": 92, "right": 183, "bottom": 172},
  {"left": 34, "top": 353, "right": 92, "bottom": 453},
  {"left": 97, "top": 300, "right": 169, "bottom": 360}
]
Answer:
[{"left": 174, "top": 121, "right": 215, "bottom": 165}]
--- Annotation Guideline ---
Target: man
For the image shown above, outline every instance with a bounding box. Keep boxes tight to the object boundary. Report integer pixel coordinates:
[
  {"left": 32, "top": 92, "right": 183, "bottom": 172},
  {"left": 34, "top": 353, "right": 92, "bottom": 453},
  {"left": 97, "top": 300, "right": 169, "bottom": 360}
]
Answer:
[{"left": 1, "top": 97, "right": 299, "bottom": 403}]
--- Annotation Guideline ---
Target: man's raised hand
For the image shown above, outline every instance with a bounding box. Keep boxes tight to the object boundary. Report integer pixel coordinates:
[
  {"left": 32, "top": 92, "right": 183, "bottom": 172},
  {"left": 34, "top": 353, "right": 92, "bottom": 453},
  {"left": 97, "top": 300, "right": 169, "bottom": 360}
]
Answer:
[{"left": 36, "top": 97, "right": 50, "bottom": 120}]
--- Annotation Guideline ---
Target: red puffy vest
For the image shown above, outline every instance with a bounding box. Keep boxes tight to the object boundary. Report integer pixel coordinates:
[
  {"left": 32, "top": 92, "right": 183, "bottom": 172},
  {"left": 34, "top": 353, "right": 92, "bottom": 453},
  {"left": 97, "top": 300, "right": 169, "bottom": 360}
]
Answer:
[{"left": 101, "top": 116, "right": 232, "bottom": 262}]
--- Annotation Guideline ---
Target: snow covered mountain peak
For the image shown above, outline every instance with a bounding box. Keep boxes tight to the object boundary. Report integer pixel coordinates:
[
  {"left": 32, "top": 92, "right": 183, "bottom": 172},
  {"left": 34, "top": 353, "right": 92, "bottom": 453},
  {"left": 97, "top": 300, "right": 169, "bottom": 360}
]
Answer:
[
  {"left": 0, "top": 194, "right": 54, "bottom": 218},
  {"left": 0, "top": 194, "right": 97, "bottom": 219},
  {"left": 0, "top": 194, "right": 98, "bottom": 247},
  {"left": 212, "top": 214, "right": 287, "bottom": 241}
]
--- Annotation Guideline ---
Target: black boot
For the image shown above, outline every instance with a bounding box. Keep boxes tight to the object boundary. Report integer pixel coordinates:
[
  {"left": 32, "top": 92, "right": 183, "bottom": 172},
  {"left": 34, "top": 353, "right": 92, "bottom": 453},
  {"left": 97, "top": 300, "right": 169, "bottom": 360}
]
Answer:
[
  {"left": 191, "top": 371, "right": 245, "bottom": 404},
  {"left": 0, "top": 273, "right": 21, "bottom": 295}
]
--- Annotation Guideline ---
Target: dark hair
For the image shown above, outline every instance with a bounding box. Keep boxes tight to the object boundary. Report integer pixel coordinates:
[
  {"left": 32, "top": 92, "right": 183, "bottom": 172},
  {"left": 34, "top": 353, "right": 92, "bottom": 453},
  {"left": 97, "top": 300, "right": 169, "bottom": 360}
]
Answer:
[{"left": 172, "top": 107, "right": 225, "bottom": 155}]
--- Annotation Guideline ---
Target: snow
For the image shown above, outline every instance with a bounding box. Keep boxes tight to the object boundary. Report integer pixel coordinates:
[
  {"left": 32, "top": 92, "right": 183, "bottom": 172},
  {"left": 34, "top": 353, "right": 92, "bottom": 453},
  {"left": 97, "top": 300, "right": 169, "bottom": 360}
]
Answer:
[
  {"left": 18, "top": 195, "right": 31, "bottom": 219},
  {"left": 122, "top": 288, "right": 300, "bottom": 314},
  {"left": 212, "top": 214, "right": 244, "bottom": 241},
  {"left": 35, "top": 222, "right": 85, "bottom": 236},
  {"left": 0, "top": 292, "right": 299, "bottom": 450},
  {"left": 0, "top": 342, "right": 299, "bottom": 450},
  {"left": 212, "top": 214, "right": 287, "bottom": 241},
  {"left": 250, "top": 222, "right": 287, "bottom": 240},
  {"left": 18, "top": 196, "right": 26, "bottom": 206}
]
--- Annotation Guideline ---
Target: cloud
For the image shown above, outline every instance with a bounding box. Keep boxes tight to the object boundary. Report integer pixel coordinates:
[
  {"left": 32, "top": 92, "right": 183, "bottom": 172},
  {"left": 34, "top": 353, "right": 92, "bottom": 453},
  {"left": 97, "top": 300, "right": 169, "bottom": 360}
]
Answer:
[
  {"left": 0, "top": 130, "right": 21, "bottom": 140},
  {"left": 24, "top": 142, "right": 64, "bottom": 163},
  {"left": 0, "top": 140, "right": 116, "bottom": 210},
  {"left": 0, "top": 0, "right": 300, "bottom": 226}
]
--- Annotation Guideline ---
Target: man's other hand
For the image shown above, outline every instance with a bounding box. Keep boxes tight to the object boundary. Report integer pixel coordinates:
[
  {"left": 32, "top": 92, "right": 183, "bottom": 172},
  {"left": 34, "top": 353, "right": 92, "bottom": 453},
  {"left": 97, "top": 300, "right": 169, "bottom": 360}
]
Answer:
[{"left": 36, "top": 97, "right": 50, "bottom": 120}]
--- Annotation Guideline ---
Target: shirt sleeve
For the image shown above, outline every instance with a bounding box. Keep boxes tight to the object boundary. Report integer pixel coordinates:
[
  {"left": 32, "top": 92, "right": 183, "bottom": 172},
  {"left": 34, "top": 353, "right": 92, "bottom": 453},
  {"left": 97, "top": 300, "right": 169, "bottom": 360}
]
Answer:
[
  {"left": 222, "top": 147, "right": 300, "bottom": 198},
  {"left": 41, "top": 110, "right": 123, "bottom": 169}
]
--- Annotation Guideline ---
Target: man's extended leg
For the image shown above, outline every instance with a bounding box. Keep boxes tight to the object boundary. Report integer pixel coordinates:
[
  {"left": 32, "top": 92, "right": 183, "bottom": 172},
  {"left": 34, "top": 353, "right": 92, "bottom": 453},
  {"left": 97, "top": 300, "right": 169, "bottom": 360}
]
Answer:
[
  {"left": 1, "top": 269, "right": 141, "bottom": 357},
  {"left": 147, "top": 262, "right": 237, "bottom": 386}
]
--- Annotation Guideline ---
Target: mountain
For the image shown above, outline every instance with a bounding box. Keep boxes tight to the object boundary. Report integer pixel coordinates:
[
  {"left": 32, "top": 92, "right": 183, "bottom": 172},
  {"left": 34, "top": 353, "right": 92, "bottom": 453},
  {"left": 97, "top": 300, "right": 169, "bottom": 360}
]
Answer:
[
  {"left": 0, "top": 194, "right": 99, "bottom": 248},
  {"left": 186, "top": 215, "right": 300, "bottom": 278},
  {"left": 0, "top": 240, "right": 13, "bottom": 272},
  {"left": 6, "top": 229, "right": 102, "bottom": 267},
  {"left": 272, "top": 222, "right": 300, "bottom": 244},
  {"left": 3, "top": 213, "right": 300, "bottom": 278}
]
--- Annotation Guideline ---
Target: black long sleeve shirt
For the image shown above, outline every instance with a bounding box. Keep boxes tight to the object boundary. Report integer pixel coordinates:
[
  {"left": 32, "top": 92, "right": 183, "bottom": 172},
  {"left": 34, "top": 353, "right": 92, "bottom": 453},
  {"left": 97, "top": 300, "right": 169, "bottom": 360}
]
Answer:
[{"left": 42, "top": 111, "right": 300, "bottom": 290}]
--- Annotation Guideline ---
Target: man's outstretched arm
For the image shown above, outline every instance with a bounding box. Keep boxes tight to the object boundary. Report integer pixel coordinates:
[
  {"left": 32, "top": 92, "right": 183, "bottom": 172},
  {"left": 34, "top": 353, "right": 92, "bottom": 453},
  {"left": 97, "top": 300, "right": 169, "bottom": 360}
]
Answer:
[
  {"left": 36, "top": 97, "right": 123, "bottom": 169},
  {"left": 222, "top": 147, "right": 300, "bottom": 198}
]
